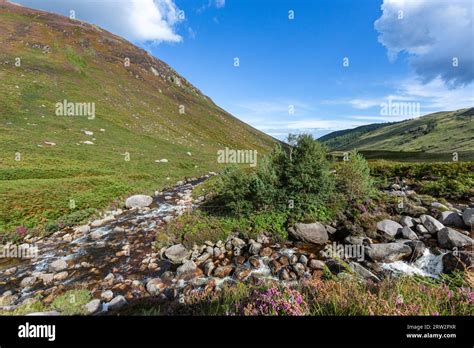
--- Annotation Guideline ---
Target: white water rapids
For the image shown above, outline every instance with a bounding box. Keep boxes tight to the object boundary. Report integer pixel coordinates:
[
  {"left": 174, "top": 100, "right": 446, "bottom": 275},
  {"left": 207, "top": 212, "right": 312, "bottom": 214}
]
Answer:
[{"left": 381, "top": 249, "right": 445, "bottom": 278}]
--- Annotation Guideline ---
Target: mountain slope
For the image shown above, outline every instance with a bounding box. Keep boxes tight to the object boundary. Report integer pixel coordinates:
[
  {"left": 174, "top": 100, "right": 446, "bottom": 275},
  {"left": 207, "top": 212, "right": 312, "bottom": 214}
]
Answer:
[
  {"left": 0, "top": 1, "right": 276, "bottom": 232},
  {"left": 320, "top": 108, "right": 474, "bottom": 153}
]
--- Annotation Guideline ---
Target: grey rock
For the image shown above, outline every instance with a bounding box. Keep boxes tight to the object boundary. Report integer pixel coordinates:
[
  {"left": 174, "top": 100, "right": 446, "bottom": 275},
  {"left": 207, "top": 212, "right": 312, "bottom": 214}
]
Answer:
[
  {"left": 420, "top": 215, "right": 444, "bottom": 234},
  {"left": 416, "top": 224, "right": 429, "bottom": 234},
  {"left": 308, "top": 259, "right": 325, "bottom": 270},
  {"left": 203, "top": 261, "right": 215, "bottom": 276},
  {"left": 146, "top": 278, "right": 165, "bottom": 295},
  {"left": 439, "top": 211, "right": 465, "bottom": 228},
  {"left": 164, "top": 244, "right": 189, "bottom": 264},
  {"left": 376, "top": 219, "right": 403, "bottom": 238},
  {"left": 249, "top": 240, "right": 262, "bottom": 255},
  {"left": 288, "top": 222, "right": 328, "bottom": 244},
  {"left": 349, "top": 262, "right": 380, "bottom": 282},
  {"left": 231, "top": 237, "right": 246, "bottom": 249},
  {"left": 49, "top": 259, "right": 68, "bottom": 273},
  {"left": 125, "top": 194, "right": 153, "bottom": 209},
  {"left": 438, "top": 227, "right": 474, "bottom": 249},
  {"left": 20, "top": 276, "right": 36, "bottom": 288},
  {"left": 401, "top": 226, "right": 418, "bottom": 240},
  {"left": 177, "top": 260, "right": 197, "bottom": 276},
  {"left": 365, "top": 243, "right": 412, "bottom": 263},
  {"left": 84, "top": 299, "right": 101, "bottom": 314},
  {"left": 400, "top": 216, "right": 415, "bottom": 228},
  {"left": 101, "top": 290, "right": 114, "bottom": 302},
  {"left": 108, "top": 295, "right": 127, "bottom": 311},
  {"left": 462, "top": 208, "right": 474, "bottom": 227}
]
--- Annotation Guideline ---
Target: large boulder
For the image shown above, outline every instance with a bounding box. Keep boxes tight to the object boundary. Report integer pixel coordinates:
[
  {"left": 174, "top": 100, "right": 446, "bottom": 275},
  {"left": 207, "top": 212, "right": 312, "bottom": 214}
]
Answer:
[
  {"left": 377, "top": 219, "right": 403, "bottom": 238},
  {"left": 437, "top": 227, "right": 473, "bottom": 249},
  {"left": 288, "top": 222, "right": 328, "bottom": 244},
  {"left": 400, "top": 216, "right": 415, "bottom": 228},
  {"left": 439, "top": 211, "right": 465, "bottom": 228},
  {"left": 164, "top": 244, "right": 189, "bottom": 264},
  {"left": 364, "top": 243, "right": 412, "bottom": 263},
  {"left": 462, "top": 208, "right": 474, "bottom": 227},
  {"left": 420, "top": 215, "right": 444, "bottom": 234},
  {"left": 125, "top": 194, "right": 153, "bottom": 209}
]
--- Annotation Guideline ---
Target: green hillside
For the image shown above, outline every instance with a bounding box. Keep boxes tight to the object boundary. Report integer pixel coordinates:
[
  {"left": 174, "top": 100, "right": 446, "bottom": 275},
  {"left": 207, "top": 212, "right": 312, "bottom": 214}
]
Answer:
[
  {"left": 320, "top": 108, "right": 474, "bottom": 153},
  {"left": 0, "top": 1, "right": 276, "bottom": 233}
]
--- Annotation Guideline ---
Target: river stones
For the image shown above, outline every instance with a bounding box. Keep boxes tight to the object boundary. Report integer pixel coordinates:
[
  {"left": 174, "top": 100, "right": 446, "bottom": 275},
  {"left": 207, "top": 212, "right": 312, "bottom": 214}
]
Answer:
[
  {"left": 439, "top": 211, "right": 465, "bottom": 228},
  {"left": 146, "top": 278, "right": 166, "bottom": 295},
  {"left": 462, "top": 208, "right": 474, "bottom": 227},
  {"left": 49, "top": 259, "right": 68, "bottom": 273},
  {"left": 377, "top": 219, "right": 403, "bottom": 238},
  {"left": 364, "top": 243, "right": 412, "bottom": 263},
  {"left": 20, "top": 276, "right": 36, "bottom": 288},
  {"left": 288, "top": 222, "right": 329, "bottom": 244},
  {"left": 420, "top": 215, "right": 444, "bottom": 234},
  {"left": 437, "top": 227, "right": 473, "bottom": 249},
  {"left": 349, "top": 262, "right": 380, "bottom": 282},
  {"left": 84, "top": 299, "right": 101, "bottom": 314},
  {"left": 400, "top": 216, "right": 415, "bottom": 228},
  {"left": 101, "top": 290, "right": 114, "bottom": 302},
  {"left": 164, "top": 244, "right": 189, "bottom": 264},
  {"left": 108, "top": 295, "right": 127, "bottom": 310},
  {"left": 213, "top": 265, "right": 233, "bottom": 278},
  {"left": 401, "top": 226, "right": 418, "bottom": 240},
  {"left": 176, "top": 260, "right": 197, "bottom": 276},
  {"left": 308, "top": 259, "right": 325, "bottom": 270},
  {"left": 125, "top": 195, "right": 153, "bottom": 209}
]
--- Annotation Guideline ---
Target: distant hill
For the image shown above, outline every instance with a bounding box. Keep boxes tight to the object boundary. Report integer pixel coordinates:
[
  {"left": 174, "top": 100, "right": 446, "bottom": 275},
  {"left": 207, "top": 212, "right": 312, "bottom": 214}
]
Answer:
[
  {"left": 319, "top": 108, "right": 474, "bottom": 153},
  {"left": 0, "top": 1, "right": 276, "bottom": 231}
]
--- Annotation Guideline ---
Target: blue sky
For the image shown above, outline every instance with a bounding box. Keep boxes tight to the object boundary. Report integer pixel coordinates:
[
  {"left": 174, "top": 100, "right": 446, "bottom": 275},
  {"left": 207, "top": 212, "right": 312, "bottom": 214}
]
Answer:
[{"left": 14, "top": 0, "right": 474, "bottom": 139}]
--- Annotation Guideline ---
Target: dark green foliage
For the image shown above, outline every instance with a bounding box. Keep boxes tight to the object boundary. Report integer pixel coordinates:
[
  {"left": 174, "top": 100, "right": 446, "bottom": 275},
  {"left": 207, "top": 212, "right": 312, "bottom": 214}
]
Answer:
[{"left": 208, "top": 134, "right": 337, "bottom": 223}]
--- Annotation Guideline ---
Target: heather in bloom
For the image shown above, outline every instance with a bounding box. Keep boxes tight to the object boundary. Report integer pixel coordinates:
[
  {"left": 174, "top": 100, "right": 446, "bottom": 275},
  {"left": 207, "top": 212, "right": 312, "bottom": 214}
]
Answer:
[{"left": 239, "top": 286, "right": 308, "bottom": 316}]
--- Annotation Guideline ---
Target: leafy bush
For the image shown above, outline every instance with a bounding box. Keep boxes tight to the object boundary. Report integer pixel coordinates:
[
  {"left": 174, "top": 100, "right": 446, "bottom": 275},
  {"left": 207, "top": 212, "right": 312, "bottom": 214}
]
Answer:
[
  {"left": 335, "top": 150, "right": 375, "bottom": 203},
  {"left": 207, "top": 134, "right": 337, "bottom": 223}
]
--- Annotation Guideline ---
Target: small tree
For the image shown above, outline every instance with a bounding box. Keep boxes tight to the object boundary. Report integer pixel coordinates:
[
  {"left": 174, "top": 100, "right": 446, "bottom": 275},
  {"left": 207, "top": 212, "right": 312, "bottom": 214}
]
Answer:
[{"left": 336, "top": 150, "right": 374, "bottom": 203}]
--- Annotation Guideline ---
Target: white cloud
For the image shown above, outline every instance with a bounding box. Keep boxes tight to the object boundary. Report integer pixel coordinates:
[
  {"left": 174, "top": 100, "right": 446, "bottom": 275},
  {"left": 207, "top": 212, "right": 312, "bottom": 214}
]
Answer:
[
  {"left": 15, "top": 0, "right": 183, "bottom": 43},
  {"left": 375, "top": 0, "right": 473, "bottom": 87}
]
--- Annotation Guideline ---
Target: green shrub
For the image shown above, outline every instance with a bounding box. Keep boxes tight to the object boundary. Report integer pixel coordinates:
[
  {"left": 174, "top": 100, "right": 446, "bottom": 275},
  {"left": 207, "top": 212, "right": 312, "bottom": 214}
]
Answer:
[{"left": 335, "top": 150, "right": 375, "bottom": 204}]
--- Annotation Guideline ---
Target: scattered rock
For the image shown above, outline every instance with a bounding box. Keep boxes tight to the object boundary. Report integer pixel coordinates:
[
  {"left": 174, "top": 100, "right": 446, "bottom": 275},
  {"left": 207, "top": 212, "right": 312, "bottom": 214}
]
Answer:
[
  {"left": 439, "top": 211, "right": 465, "bottom": 228},
  {"left": 288, "top": 222, "right": 328, "bottom": 244},
  {"left": 20, "top": 276, "right": 36, "bottom": 288},
  {"left": 84, "top": 299, "right": 101, "bottom": 314},
  {"left": 400, "top": 216, "right": 415, "bottom": 228},
  {"left": 308, "top": 259, "right": 325, "bottom": 270},
  {"left": 365, "top": 243, "right": 412, "bottom": 263},
  {"left": 164, "top": 244, "right": 189, "bottom": 264},
  {"left": 442, "top": 251, "right": 472, "bottom": 274},
  {"left": 259, "top": 247, "right": 273, "bottom": 257},
  {"left": 108, "top": 295, "right": 127, "bottom": 310},
  {"left": 376, "top": 219, "right": 403, "bottom": 238},
  {"left": 420, "top": 215, "right": 444, "bottom": 234},
  {"left": 101, "top": 290, "right": 114, "bottom": 302},
  {"left": 75, "top": 225, "right": 90, "bottom": 234},
  {"left": 125, "top": 195, "right": 153, "bottom": 209},
  {"left": 213, "top": 265, "right": 233, "bottom": 278},
  {"left": 53, "top": 271, "right": 68, "bottom": 281},
  {"left": 462, "top": 208, "right": 474, "bottom": 227},
  {"left": 437, "top": 227, "right": 473, "bottom": 249},
  {"left": 176, "top": 260, "right": 197, "bottom": 276},
  {"left": 349, "top": 262, "right": 380, "bottom": 282},
  {"left": 49, "top": 259, "right": 68, "bottom": 273},
  {"left": 401, "top": 226, "right": 418, "bottom": 240},
  {"left": 146, "top": 278, "right": 165, "bottom": 295}
]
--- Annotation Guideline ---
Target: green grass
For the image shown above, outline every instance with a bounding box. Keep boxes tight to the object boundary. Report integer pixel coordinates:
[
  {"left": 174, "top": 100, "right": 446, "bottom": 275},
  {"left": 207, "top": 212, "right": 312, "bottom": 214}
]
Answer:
[
  {"left": 0, "top": 3, "right": 276, "bottom": 236},
  {"left": 321, "top": 109, "right": 474, "bottom": 153}
]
